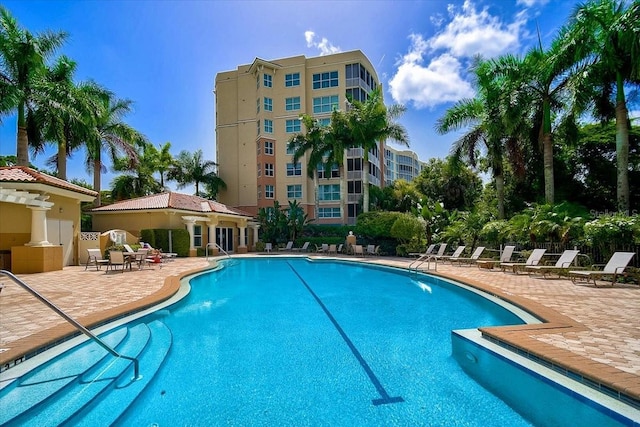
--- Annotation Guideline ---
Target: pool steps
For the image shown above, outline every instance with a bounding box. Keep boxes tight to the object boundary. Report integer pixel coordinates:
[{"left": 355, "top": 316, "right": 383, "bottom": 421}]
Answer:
[{"left": 0, "top": 320, "right": 172, "bottom": 426}]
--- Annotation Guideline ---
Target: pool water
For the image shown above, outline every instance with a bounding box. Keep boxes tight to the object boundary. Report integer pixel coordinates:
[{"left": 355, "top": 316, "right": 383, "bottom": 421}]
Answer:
[{"left": 117, "top": 257, "right": 532, "bottom": 426}]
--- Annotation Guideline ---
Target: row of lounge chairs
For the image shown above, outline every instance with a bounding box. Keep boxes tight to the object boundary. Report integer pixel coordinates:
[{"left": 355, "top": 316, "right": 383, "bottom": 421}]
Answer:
[
  {"left": 266, "top": 241, "right": 380, "bottom": 256},
  {"left": 413, "top": 244, "right": 636, "bottom": 287}
]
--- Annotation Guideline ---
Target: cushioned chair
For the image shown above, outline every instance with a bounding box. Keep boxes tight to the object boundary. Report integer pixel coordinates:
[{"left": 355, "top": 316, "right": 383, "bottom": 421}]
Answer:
[{"left": 569, "top": 252, "right": 635, "bottom": 287}]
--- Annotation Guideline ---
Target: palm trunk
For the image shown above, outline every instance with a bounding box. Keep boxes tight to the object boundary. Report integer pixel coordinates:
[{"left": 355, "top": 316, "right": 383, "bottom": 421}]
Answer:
[
  {"left": 16, "top": 104, "right": 29, "bottom": 167},
  {"left": 495, "top": 172, "right": 505, "bottom": 219},
  {"left": 57, "top": 139, "right": 67, "bottom": 180},
  {"left": 615, "top": 72, "right": 629, "bottom": 213},
  {"left": 313, "top": 174, "right": 319, "bottom": 221},
  {"left": 93, "top": 158, "right": 101, "bottom": 206},
  {"left": 339, "top": 165, "right": 346, "bottom": 225},
  {"left": 542, "top": 98, "right": 554, "bottom": 204}
]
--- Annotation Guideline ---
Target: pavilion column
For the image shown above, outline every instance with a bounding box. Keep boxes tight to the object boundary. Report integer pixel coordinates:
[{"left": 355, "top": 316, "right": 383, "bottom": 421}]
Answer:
[
  {"left": 239, "top": 226, "right": 246, "bottom": 249},
  {"left": 252, "top": 224, "right": 260, "bottom": 246},
  {"left": 184, "top": 219, "right": 196, "bottom": 250},
  {"left": 26, "top": 206, "right": 52, "bottom": 246}
]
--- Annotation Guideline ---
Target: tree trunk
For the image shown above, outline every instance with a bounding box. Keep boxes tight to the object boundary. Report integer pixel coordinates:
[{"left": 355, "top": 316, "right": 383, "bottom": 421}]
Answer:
[
  {"left": 615, "top": 72, "right": 629, "bottom": 213},
  {"left": 495, "top": 172, "right": 505, "bottom": 219},
  {"left": 93, "top": 158, "right": 102, "bottom": 207},
  {"left": 16, "top": 104, "right": 29, "bottom": 167},
  {"left": 362, "top": 149, "right": 370, "bottom": 213},
  {"left": 57, "top": 139, "right": 67, "bottom": 180},
  {"left": 313, "top": 174, "right": 319, "bottom": 221},
  {"left": 542, "top": 98, "right": 554, "bottom": 204},
  {"left": 339, "top": 165, "right": 346, "bottom": 225}
]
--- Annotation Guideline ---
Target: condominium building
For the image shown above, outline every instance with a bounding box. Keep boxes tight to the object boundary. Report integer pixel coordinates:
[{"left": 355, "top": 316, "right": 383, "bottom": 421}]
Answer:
[
  {"left": 214, "top": 50, "right": 384, "bottom": 225},
  {"left": 384, "top": 146, "right": 427, "bottom": 186}
]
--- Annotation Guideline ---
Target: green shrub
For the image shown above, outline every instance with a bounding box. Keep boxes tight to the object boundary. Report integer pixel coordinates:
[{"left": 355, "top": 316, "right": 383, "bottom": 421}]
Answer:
[
  {"left": 355, "top": 211, "right": 404, "bottom": 239},
  {"left": 140, "top": 228, "right": 190, "bottom": 257},
  {"left": 390, "top": 213, "right": 424, "bottom": 244},
  {"left": 583, "top": 213, "right": 640, "bottom": 258}
]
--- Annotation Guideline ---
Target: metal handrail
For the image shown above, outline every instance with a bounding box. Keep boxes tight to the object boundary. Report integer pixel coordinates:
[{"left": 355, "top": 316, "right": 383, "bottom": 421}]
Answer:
[
  {"left": 0, "top": 270, "right": 139, "bottom": 379},
  {"left": 409, "top": 254, "right": 438, "bottom": 272},
  {"left": 205, "top": 242, "right": 231, "bottom": 260}
]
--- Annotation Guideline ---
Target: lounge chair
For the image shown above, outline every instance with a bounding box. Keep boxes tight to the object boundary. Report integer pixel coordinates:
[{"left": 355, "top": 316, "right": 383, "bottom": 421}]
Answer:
[
  {"left": 279, "top": 241, "right": 294, "bottom": 252},
  {"left": 435, "top": 245, "right": 466, "bottom": 263},
  {"left": 264, "top": 243, "right": 272, "bottom": 253},
  {"left": 291, "top": 242, "right": 310, "bottom": 252},
  {"left": 123, "top": 244, "right": 135, "bottom": 253},
  {"left": 500, "top": 248, "right": 547, "bottom": 274},
  {"left": 451, "top": 246, "right": 485, "bottom": 265},
  {"left": 477, "top": 246, "right": 515, "bottom": 270},
  {"left": 85, "top": 248, "right": 110, "bottom": 271},
  {"left": 337, "top": 244, "right": 343, "bottom": 254},
  {"left": 328, "top": 244, "right": 337, "bottom": 254},
  {"left": 366, "top": 244, "right": 379, "bottom": 256},
  {"left": 353, "top": 245, "right": 364, "bottom": 256},
  {"left": 316, "top": 243, "right": 328, "bottom": 253},
  {"left": 409, "top": 244, "right": 436, "bottom": 258},
  {"left": 106, "top": 251, "right": 128, "bottom": 273},
  {"left": 525, "top": 249, "right": 580, "bottom": 278},
  {"left": 569, "top": 252, "right": 635, "bottom": 287}
]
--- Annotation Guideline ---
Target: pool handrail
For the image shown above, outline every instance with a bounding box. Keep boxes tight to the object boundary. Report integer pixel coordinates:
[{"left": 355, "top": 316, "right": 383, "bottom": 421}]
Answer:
[
  {"left": 409, "top": 254, "right": 438, "bottom": 272},
  {"left": 0, "top": 269, "right": 140, "bottom": 379},
  {"left": 206, "top": 242, "right": 231, "bottom": 259}
]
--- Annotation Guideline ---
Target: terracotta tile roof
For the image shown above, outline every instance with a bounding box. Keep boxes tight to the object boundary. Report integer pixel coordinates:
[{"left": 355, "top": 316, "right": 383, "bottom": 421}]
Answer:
[
  {"left": 0, "top": 166, "right": 98, "bottom": 197},
  {"left": 91, "top": 192, "right": 254, "bottom": 217}
]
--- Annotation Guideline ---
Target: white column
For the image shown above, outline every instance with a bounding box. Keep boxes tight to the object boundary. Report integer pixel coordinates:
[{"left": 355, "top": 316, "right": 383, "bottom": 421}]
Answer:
[
  {"left": 26, "top": 206, "right": 52, "bottom": 246},
  {"left": 239, "top": 226, "right": 246, "bottom": 248},
  {"left": 252, "top": 225, "right": 260, "bottom": 246},
  {"left": 184, "top": 219, "right": 196, "bottom": 249},
  {"left": 208, "top": 223, "right": 217, "bottom": 246}
]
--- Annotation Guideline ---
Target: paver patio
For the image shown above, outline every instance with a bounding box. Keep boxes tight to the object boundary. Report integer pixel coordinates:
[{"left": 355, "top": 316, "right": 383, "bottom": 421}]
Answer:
[{"left": 1, "top": 254, "right": 638, "bottom": 405}]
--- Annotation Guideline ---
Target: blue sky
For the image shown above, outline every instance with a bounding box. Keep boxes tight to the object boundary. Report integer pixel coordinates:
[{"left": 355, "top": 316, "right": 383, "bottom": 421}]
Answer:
[{"left": 0, "top": 0, "right": 592, "bottom": 189}]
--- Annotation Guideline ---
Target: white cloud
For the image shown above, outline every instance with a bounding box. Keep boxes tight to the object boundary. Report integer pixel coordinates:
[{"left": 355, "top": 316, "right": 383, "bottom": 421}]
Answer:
[
  {"left": 304, "top": 30, "right": 341, "bottom": 56},
  {"left": 389, "top": 51, "right": 474, "bottom": 109},
  {"left": 429, "top": 0, "right": 525, "bottom": 58},
  {"left": 516, "top": 0, "right": 549, "bottom": 7}
]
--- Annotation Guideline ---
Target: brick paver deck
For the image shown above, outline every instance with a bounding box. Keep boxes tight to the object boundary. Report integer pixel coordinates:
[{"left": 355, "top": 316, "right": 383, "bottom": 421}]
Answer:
[{"left": 1, "top": 255, "right": 638, "bottom": 405}]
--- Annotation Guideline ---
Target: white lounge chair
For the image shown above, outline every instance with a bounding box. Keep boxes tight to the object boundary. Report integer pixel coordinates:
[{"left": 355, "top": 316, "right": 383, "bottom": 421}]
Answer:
[
  {"left": 525, "top": 249, "right": 580, "bottom": 278},
  {"left": 279, "top": 241, "right": 294, "bottom": 252},
  {"left": 264, "top": 243, "right": 272, "bottom": 253},
  {"left": 477, "top": 246, "right": 515, "bottom": 270},
  {"left": 569, "top": 252, "right": 635, "bottom": 287},
  {"left": 316, "top": 243, "right": 329, "bottom": 253},
  {"left": 353, "top": 245, "right": 364, "bottom": 256},
  {"left": 85, "top": 248, "right": 110, "bottom": 271},
  {"left": 366, "top": 244, "right": 379, "bottom": 256},
  {"left": 292, "top": 242, "right": 310, "bottom": 252},
  {"left": 410, "top": 244, "right": 436, "bottom": 258},
  {"left": 451, "top": 246, "right": 485, "bottom": 265},
  {"left": 500, "top": 248, "right": 547, "bottom": 274},
  {"left": 435, "top": 245, "right": 466, "bottom": 263}
]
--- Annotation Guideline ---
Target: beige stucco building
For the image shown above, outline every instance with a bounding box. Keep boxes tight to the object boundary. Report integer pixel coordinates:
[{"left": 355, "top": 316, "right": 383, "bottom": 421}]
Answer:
[
  {"left": 0, "top": 166, "right": 97, "bottom": 273},
  {"left": 215, "top": 50, "right": 384, "bottom": 225},
  {"left": 90, "top": 192, "right": 257, "bottom": 255}
]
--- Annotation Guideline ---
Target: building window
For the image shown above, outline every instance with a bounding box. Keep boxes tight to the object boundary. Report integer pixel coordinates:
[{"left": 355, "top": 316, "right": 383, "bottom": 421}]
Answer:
[
  {"left": 318, "top": 207, "right": 341, "bottom": 218},
  {"left": 265, "top": 163, "right": 274, "bottom": 176},
  {"left": 287, "top": 184, "right": 302, "bottom": 199},
  {"left": 264, "top": 141, "right": 274, "bottom": 155},
  {"left": 256, "top": 141, "right": 261, "bottom": 154},
  {"left": 264, "top": 97, "right": 273, "bottom": 111},
  {"left": 256, "top": 98, "right": 260, "bottom": 113},
  {"left": 313, "top": 95, "right": 339, "bottom": 114},
  {"left": 312, "top": 71, "right": 338, "bottom": 89},
  {"left": 285, "top": 72, "right": 300, "bottom": 87},
  {"left": 285, "top": 119, "right": 301, "bottom": 133},
  {"left": 285, "top": 96, "right": 301, "bottom": 111},
  {"left": 257, "top": 163, "right": 262, "bottom": 177},
  {"left": 194, "top": 224, "right": 202, "bottom": 247},
  {"left": 318, "top": 118, "right": 331, "bottom": 127},
  {"left": 286, "top": 145, "right": 295, "bottom": 155},
  {"left": 265, "top": 184, "right": 274, "bottom": 199},
  {"left": 264, "top": 119, "right": 273, "bottom": 133},
  {"left": 317, "top": 163, "right": 340, "bottom": 179},
  {"left": 286, "top": 162, "right": 302, "bottom": 176},
  {"left": 257, "top": 185, "right": 262, "bottom": 199},
  {"left": 319, "top": 184, "right": 340, "bottom": 201},
  {"left": 263, "top": 73, "right": 272, "bottom": 88},
  {"left": 257, "top": 120, "right": 260, "bottom": 135}
]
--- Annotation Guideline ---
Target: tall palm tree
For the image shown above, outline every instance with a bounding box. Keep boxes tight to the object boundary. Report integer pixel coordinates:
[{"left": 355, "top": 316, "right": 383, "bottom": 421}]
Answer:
[
  {"left": 344, "top": 88, "right": 409, "bottom": 213},
  {"left": 83, "top": 92, "right": 142, "bottom": 206},
  {"left": 0, "top": 6, "right": 67, "bottom": 166},
  {"left": 110, "top": 141, "right": 163, "bottom": 200},
  {"left": 567, "top": 0, "right": 640, "bottom": 212},
  {"left": 154, "top": 141, "right": 175, "bottom": 189},
  {"left": 170, "top": 149, "right": 225, "bottom": 197},
  {"left": 327, "top": 109, "right": 355, "bottom": 223}
]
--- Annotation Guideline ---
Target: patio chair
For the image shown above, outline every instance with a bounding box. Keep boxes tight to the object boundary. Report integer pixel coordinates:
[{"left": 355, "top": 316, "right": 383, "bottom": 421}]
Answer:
[
  {"left": 292, "top": 242, "right": 310, "bottom": 252},
  {"left": 328, "top": 244, "right": 337, "bottom": 254},
  {"left": 337, "top": 244, "right": 343, "bottom": 254},
  {"left": 477, "top": 246, "right": 515, "bottom": 270},
  {"left": 525, "top": 249, "right": 580, "bottom": 278},
  {"left": 85, "top": 248, "right": 109, "bottom": 271},
  {"left": 264, "top": 243, "right": 272, "bottom": 253},
  {"left": 569, "top": 252, "right": 635, "bottom": 287},
  {"left": 435, "top": 245, "right": 466, "bottom": 263},
  {"left": 366, "top": 245, "right": 379, "bottom": 256},
  {"left": 316, "top": 243, "right": 328, "bottom": 253},
  {"left": 451, "top": 247, "right": 485, "bottom": 266},
  {"left": 123, "top": 244, "right": 135, "bottom": 253},
  {"left": 353, "top": 245, "right": 364, "bottom": 256},
  {"left": 409, "top": 244, "right": 436, "bottom": 258},
  {"left": 500, "top": 248, "right": 547, "bottom": 274},
  {"left": 106, "top": 251, "right": 128, "bottom": 273},
  {"left": 279, "top": 241, "right": 294, "bottom": 252}
]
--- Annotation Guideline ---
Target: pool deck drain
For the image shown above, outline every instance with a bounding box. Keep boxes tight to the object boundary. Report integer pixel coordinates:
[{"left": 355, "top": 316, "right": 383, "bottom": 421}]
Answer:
[{"left": 0, "top": 254, "right": 639, "bottom": 406}]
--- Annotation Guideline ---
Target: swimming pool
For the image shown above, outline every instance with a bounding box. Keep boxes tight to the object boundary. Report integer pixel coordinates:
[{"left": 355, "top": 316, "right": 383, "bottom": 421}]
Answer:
[{"left": 1, "top": 257, "right": 635, "bottom": 425}]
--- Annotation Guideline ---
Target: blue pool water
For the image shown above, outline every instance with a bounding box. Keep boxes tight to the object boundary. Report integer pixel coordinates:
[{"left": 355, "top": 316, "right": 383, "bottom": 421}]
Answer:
[{"left": 117, "top": 257, "right": 532, "bottom": 426}]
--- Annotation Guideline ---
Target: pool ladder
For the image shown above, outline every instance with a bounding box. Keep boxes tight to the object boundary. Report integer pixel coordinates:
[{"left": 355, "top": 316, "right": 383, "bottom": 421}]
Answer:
[
  {"left": 0, "top": 270, "right": 140, "bottom": 379},
  {"left": 408, "top": 254, "right": 438, "bottom": 273},
  {"left": 205, "top": 242, "right": 231, "bottom": 260}
]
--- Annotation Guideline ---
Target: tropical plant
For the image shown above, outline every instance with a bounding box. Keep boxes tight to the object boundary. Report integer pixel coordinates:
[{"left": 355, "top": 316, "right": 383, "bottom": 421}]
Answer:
[
  {"left": 344, "top": 88, "right": 409, "bottom": 213},
  {"left": 83, "top": 91, "right": 143, "bottom": 206},
  {"left": 110, "top": 140, "right": 163, "bottom": 200},
  {"left": 567, "top": 0, "right": 640, "bottom": 212},
  {"left": 284, "top": 200, "right": 312, "bottom": 242},
  {"left": 169, "top": 149, "right": 225, "bottom": 198},
  {"left": 0, "top": 6, "right": 68, "bottom": 166},
  {"left": 257, "top": 200, "right": 288, "bottom": 244}
]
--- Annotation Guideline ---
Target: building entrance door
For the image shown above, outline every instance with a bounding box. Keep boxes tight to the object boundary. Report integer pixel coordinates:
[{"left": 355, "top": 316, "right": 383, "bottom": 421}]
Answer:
[
  {"left": 47, "top": 219, "right": 74, "bottom": 266},
  {"left": 216, "top": 228, "right": 234, "bottom": 253}
]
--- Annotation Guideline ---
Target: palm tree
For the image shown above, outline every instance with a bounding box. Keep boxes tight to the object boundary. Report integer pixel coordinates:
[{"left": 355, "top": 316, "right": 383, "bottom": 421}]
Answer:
[
  {"left": 0, "top": 6, "right": 67, "bottom": 166},
  {"left": 436, "top": 58, "right": 516, "bottom": 219},
  {"left": 567, "top": 0, "right": 640, "bottom": 212},
  {"left": 154, "top": 142, "right": 175, "bottom": 189},
  {"left": 327, "top": 109, "right": 356, "bottom": 223},
  {"left": 344, "top": 88, "right": 409, "bottom": 213},
  {"left": 110, "top": 140, "right": 163, "bottom": 200},
  {"left": 83, "top": 91, "right": 143, "bottom": 206},
  {"left": 170, "top": 149, "right": 225, "bottom": 197}
]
